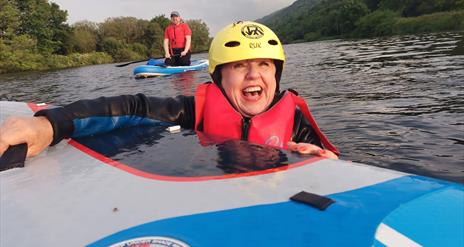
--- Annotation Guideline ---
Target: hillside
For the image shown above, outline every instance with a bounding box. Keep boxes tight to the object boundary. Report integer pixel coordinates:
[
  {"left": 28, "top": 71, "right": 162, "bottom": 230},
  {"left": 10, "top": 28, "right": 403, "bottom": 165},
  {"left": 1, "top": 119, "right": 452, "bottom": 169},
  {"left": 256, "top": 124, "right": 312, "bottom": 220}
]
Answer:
[
  {"left": 257, "top": 0, "right": 464, "bottom": 43},
  {"left": 258, "top": 0, "right": 320, "bottom": 24},
  {"left": 257, "top": 0, "right": 321, "bottom": 43}
]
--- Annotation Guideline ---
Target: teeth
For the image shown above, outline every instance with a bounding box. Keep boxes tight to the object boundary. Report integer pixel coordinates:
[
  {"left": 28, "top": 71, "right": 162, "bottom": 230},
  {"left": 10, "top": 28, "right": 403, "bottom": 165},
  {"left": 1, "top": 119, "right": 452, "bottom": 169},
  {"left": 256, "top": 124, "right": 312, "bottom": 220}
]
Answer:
[{"left": 243, "top": 86, "right": 262, "bottom": 93}]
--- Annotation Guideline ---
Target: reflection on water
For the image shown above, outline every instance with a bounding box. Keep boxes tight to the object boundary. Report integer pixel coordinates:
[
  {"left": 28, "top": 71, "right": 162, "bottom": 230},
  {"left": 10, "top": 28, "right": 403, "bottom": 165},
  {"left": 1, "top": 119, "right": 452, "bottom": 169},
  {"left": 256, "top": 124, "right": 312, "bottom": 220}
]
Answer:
[
  {"left": 75, "top": 126, "right": 296, "bottom": 177},
  {"left": 169, "top": 71, "right": 197, "bottom": 95},
  {"left": 1, "top": 33, "right": 463, "bottom": 183}
]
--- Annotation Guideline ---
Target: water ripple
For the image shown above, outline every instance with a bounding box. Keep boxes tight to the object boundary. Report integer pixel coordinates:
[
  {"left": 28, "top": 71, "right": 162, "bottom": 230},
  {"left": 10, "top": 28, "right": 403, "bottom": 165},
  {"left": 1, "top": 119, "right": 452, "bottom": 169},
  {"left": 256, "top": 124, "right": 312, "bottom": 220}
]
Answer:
[{"left": 1, "top": 33, "right": 463, "bottom": 183}]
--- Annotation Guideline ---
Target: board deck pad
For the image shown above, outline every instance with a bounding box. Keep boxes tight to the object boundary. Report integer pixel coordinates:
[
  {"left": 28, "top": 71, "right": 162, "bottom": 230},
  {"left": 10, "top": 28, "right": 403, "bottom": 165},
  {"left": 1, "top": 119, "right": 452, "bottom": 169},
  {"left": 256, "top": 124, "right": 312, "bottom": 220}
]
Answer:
[{"left": 1, "top": 101, "right": 463, "bottom": 247}]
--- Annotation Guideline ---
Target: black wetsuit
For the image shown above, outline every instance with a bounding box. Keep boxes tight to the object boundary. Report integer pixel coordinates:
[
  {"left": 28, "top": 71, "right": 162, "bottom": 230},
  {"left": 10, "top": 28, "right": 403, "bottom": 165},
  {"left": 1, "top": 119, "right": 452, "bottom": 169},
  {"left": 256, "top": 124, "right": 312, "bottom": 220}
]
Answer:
[{"left": 35, "top": 89, "right": 323, "bottom": 147}]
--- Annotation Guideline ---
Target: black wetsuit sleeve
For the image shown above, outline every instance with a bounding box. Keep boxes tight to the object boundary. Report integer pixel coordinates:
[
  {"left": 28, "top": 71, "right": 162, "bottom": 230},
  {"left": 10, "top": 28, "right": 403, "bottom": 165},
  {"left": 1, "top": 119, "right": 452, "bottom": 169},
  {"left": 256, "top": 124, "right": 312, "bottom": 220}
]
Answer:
[
  {"left": 292, "top": 109, "right": 323, "bottom": 148},
  {"left": 34, "top": 94, "right": 195, "bottom": 145}
]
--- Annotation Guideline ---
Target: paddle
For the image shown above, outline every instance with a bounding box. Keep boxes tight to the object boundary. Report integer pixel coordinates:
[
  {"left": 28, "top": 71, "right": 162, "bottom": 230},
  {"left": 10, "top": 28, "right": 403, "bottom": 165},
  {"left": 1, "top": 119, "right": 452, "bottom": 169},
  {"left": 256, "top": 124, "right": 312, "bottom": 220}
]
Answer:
[
  {"left": 115, "top": 54, "right": 181, "bottom": 67},
  {"left": 115, "top": 59, "right": 151, "bottom": 67}
]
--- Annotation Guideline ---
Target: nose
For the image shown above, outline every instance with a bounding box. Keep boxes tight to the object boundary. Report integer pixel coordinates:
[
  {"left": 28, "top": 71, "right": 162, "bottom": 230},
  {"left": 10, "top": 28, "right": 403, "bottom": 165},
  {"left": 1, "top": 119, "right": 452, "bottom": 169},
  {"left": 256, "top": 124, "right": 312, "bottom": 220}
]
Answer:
[{"left": 245, "top": 63, "right": 260, "bottom": 80}]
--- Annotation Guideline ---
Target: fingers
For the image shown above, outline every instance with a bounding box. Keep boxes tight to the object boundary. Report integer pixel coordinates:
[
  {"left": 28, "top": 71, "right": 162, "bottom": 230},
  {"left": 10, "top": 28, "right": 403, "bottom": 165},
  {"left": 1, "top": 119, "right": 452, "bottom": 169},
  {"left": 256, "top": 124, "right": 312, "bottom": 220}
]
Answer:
[
  {"left": 317, "top": 149, "right": 339, "bottom": 159},
  {"left": 287, "top": 141, "right": 339, "bottom": 159},
  {"left": 0, "top": 117, "right": 25, "bottom": 157},
  {"left": 287, "top": 141, "right": 299, "bottom": 152},
  {"left": 0, "top": 116, "right": 53, "bottom": 158},
  {"left": 26, "top": 116, "right": 53, "bottom": 157},
  {"left": 0, "top": 142, "right": 8, "bottom": 157},
  {"left": 287, "top": 141, "right": 319, "bottom": 154}
]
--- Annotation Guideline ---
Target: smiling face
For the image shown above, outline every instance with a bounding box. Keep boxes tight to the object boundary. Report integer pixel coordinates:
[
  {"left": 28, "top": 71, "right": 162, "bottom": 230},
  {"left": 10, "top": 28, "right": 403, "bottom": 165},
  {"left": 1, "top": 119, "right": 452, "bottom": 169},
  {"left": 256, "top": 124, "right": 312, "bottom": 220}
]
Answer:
[
  {"left": 170, "top": 15, "right": 181, "bottom": 25},
  {"left": 220, "top": 58, "right": 277, "bottom": 117}
]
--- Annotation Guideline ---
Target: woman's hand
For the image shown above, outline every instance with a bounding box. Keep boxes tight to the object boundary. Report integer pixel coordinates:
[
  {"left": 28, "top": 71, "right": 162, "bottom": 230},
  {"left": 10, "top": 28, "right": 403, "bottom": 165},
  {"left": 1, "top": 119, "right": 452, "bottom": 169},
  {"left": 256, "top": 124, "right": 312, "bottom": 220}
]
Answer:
[
  {"left": 287, "top": 141, "right": 338, "bottom": 159},
  {"left": 0, "top": 116, "right": 53, "bottom": 157}
]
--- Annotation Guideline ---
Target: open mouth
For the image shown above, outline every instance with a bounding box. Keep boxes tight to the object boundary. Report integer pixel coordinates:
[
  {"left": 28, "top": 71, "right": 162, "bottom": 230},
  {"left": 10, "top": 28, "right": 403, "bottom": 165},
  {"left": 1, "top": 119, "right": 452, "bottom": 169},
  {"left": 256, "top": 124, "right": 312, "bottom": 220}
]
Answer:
[{"left": 242, "top": 86, "right": 263, "bottom": 97}]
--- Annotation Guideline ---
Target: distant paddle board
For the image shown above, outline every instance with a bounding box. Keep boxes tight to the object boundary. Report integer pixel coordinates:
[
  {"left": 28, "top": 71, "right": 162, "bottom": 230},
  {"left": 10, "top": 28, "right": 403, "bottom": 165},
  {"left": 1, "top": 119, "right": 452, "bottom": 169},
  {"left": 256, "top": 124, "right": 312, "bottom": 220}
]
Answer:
[
  {"left": 1, "top": 101, "right": 463, "bottom": 246},
  {"left": 133, "top": 59, "right": 208, "bottom": 78}
]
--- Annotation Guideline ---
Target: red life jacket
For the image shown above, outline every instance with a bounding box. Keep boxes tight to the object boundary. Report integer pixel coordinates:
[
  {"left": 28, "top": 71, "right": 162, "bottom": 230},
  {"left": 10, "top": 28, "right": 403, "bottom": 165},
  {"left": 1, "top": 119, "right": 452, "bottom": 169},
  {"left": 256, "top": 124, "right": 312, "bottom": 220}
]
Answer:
[
  {"left": 194, "top": 83, "right": 339, "bottom": 155},
  {"left": 164, "top": 23, "right": 191, "bottom": 49}
]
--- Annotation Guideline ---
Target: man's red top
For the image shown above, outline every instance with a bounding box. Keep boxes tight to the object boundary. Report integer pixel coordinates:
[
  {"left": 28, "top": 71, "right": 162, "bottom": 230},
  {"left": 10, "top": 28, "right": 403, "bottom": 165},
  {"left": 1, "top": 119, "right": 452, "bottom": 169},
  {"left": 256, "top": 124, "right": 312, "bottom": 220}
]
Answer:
[{"left": 164, "top": 23, "right": 192, "bottom": 49}]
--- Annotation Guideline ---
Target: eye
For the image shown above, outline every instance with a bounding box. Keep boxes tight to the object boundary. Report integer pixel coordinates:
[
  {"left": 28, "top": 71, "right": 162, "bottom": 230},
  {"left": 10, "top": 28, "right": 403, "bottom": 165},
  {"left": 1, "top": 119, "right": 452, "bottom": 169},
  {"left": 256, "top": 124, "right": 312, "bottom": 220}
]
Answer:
[
  {"left": 233, "top": 62, "right": 246, "bottom": 69},
  {"left": 259, "top": 61, "right": 270, "bottom": 67}
]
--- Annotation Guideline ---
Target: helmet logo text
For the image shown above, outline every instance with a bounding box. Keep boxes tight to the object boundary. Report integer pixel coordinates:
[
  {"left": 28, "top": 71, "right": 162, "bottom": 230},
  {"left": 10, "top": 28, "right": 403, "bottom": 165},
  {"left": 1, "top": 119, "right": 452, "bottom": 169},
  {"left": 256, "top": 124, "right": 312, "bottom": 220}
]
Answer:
[
  {"left": 241, "top": 24, "right": 264, "bottom": 39},
  {"left": 249, "top": 42, "right": 262, "bottom": 49}
]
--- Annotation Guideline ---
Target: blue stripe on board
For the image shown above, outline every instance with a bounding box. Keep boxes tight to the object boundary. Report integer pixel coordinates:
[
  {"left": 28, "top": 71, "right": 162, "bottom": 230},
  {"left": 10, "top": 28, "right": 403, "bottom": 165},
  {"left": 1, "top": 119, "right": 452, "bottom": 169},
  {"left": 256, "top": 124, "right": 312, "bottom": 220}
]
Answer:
[
  {"left": 133, "top": 60, "right": 208, "bottom": 75},
  {"left": 146, "top": 58, "right": 165, "bottom": 66},
  {"left": 88, "top": 175, "right": 459, "bottom": 247},
  {"left": 72, "top": 116, "right": 169, "bottom": 137},
  {"left": 373, "top": 239, "right": 388, "bottom": 247},
  {"left": 381, "top": 186, "right": 464, "bottom": 246}
]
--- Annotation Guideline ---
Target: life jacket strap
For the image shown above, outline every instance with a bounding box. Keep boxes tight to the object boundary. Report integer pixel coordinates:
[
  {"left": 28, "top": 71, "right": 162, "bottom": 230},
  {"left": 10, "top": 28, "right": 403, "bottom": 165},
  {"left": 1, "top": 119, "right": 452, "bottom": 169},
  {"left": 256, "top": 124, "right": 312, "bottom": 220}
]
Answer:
[{"left": 292, "top": 94, "right": 340, "bottom": 156}]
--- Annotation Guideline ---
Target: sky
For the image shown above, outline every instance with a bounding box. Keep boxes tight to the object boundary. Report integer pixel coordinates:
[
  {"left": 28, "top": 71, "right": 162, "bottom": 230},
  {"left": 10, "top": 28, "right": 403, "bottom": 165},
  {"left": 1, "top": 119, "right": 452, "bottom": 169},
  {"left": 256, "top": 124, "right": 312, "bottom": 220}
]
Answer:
[{"left": 50, "top": 0, "right": 295, "bottom": 35}]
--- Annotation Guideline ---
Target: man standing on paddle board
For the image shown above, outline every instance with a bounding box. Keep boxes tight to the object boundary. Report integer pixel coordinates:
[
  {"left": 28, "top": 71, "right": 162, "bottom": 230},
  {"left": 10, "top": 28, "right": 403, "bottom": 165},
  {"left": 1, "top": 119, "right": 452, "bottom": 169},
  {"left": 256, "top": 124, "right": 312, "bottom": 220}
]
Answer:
[
  {"left": 164, "top": 11, "right": 192, "bottom": 66},
  {"left": 0, "top": 21, "right": 339, "bottom": 160}
]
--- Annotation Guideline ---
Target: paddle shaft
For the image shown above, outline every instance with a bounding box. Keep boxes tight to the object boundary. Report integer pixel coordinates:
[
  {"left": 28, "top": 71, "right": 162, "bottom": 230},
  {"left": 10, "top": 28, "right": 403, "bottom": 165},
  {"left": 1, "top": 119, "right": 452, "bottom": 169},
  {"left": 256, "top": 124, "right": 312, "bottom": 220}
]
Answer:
[
  {"left": 115, "top": 54, "right": 181, "bottom": 67},
  {"left": 115, "top": 59, "right": 150, "bottom": 67}
]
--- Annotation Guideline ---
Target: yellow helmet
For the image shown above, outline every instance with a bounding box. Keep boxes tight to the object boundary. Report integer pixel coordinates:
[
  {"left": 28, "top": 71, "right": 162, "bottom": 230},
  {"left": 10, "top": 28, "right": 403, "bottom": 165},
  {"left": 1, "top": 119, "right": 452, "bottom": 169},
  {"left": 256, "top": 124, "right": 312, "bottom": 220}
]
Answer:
[{"left": 208, "top": 21, "right": 285, "bottom": 76}]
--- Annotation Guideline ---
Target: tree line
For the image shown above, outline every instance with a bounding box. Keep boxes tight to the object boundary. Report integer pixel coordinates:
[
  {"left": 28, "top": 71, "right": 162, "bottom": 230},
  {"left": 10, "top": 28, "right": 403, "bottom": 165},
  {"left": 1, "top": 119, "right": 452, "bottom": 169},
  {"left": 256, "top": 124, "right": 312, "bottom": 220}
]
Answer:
[
  {"left": 0, "top": 0, "right": 211, "bottom": 73},
  {"left": 261, "top": 0, "right": 464, "bottom": 43}
]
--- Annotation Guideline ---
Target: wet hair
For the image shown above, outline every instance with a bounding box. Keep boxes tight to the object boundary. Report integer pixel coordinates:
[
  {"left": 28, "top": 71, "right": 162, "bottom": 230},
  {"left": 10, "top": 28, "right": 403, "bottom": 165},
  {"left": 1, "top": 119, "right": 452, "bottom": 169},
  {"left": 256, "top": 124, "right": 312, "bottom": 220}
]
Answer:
[{"left": 211, "top": 64, "right": 223, "bottom": 87}]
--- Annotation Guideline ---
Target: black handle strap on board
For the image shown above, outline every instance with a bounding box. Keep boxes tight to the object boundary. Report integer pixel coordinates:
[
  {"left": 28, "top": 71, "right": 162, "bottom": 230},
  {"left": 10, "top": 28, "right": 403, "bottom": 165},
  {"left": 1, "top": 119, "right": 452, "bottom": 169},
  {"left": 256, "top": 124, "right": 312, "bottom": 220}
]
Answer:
[
  {"left": 0, "top": 143, "right": 28, "bottom": 172},
  {"left": 290, "top": 191, "right": 335, "bottom": 211}
]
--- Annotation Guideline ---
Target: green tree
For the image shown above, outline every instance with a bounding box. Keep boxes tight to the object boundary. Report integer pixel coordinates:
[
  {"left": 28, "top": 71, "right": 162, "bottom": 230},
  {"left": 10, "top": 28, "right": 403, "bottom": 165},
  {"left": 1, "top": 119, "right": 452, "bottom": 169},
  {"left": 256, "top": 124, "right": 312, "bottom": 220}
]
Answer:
[
  {"left": 379, "top": 0, "right": 406, "bottom": 12},
  {"left": 0, "top": 0, "right": 212, "bottom": 72},
  {"left": 100, "top": 37, "right": 122, "bottom": 55},
  {"left": 15, "top": 0, "right": 70, "bottom": 53},
  {"left": 338, "top": 0, "right": 370, "bottom": 34},
  {"left": 377, "top": 0, "right": 464, "bottom": 16},
  {"left": 458, "top": 0, "right": 464, "bottom": 8},
  {"left": 100, "top": 36, "right": 141, "bottom": 61},
  {"left": 0, "top": 0, "right": 21, "bottom": 38},
  {"left": 186, "top": 19, "right": 210, "bottom": 52},
  {"left": 355, "top": 9, "right": 398, "bottom": 37},
  {"left": 151, "top": 15, "right": 171, "bottom": 30},
  {"left": 99, "top": 17, "right": 145, "bottom": 44},
  {"left": 0, "top": 34, "right": 42, "bottom": 73},
  {"left": 364, "top": 0, "right": 381, "bottom": 10},
  {"left": 143, "top": 21, "right": 164, "bottom": 57},
  {"left": 67, "top": 21, "right": 99, "bottom": 53}
]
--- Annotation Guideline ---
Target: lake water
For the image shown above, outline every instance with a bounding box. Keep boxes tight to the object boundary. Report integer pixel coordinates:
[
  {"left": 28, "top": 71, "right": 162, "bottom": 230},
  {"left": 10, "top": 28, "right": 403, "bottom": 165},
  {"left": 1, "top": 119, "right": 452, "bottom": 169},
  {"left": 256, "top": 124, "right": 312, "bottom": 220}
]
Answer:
[{"left": 1, "top": 32, "right": 463, "bottom": 183}]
